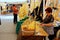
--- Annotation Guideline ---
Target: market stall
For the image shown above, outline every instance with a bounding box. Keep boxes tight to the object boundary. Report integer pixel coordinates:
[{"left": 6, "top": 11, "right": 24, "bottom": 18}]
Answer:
[
  {"left": 16, "top": 0, "right": 47, "bottom": 40},
  {"left": 17, "top": 19, "right": 48, "bottom": 40}
]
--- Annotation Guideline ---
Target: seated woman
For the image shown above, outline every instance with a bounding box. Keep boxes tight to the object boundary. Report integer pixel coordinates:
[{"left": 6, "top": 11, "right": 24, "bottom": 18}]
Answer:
[{"left": 40, "top": 7, "right": 54, "bottom": 40}]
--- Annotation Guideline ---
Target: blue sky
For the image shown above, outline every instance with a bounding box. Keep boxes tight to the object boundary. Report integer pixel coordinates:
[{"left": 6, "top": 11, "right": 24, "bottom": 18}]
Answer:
[{"left": 0, "top": 0, "right": 27, "bottom": 2}]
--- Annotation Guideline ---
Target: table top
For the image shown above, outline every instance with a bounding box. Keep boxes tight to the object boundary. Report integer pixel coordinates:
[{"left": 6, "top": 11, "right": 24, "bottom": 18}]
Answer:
[
  {"left": 22, "top": 26, "right": 48, "bottom": 36},
  {"left": 21, "top": 21, "right": 48, "bottom": 36}
]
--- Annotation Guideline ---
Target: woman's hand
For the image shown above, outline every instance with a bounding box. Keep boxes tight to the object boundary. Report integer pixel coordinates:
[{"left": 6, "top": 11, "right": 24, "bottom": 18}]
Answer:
[
  {"left": 40, "top": 23, "right": 45, "bottom": 26},
  {"left": 40, "top": 23, "right": 54, "bottom": 27}
]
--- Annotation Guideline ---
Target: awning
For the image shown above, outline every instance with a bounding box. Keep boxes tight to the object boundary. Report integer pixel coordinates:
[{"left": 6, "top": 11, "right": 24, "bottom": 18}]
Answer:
[{"left": 0, "top": 0, "right": 27, "bottom": 2}]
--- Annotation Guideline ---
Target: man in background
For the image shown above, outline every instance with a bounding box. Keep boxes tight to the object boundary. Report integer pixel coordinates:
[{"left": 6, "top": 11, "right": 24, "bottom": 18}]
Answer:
[{"left": 12, "top": 4, "right": 18, "bottom": 24}]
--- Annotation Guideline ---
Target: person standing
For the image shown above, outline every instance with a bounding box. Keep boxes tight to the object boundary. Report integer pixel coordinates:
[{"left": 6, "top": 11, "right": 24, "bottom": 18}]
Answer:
[
  {"left": 40, "top": 7, "right": 54, "bottom": 40},
  {"left": 12, "top": 5, "right": 18, "bottom": 24}
]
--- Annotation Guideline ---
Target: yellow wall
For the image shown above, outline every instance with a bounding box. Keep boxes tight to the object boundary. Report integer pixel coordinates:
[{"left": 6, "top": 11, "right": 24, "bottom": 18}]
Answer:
[
  {"left": 30, "top": 0, "right": 41, "bottom": 12},
  {"left": 53, "top": 4, "right": 60, "bottom": 21}
]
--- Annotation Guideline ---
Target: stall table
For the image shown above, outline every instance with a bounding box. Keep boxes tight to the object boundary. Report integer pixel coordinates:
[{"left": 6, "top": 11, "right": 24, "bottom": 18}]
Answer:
[{"left": 21, "top": 26, "right": 48, "bottom": 40}]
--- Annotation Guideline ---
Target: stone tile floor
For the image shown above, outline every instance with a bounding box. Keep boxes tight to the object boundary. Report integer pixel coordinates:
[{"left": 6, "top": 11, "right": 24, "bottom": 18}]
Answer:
[{"left": 0, "top": 15, "right": 17, "bottom": 40}]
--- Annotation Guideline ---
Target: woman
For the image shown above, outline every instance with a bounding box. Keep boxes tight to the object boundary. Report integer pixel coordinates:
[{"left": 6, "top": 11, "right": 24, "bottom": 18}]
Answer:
[{"left": 41, "top": 7, "right": 54, "bottom": 40}]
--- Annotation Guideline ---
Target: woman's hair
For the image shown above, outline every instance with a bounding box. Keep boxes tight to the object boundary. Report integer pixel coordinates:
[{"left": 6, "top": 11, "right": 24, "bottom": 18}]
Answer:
[{"left": 45, "top": 7, "right": 52, "bottom": 13}]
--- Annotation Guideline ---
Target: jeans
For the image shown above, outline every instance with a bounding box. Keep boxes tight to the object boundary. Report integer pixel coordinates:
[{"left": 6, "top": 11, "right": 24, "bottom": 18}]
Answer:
[{"left": 13, "top": 14, "right": 17, "bottom": 24}]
